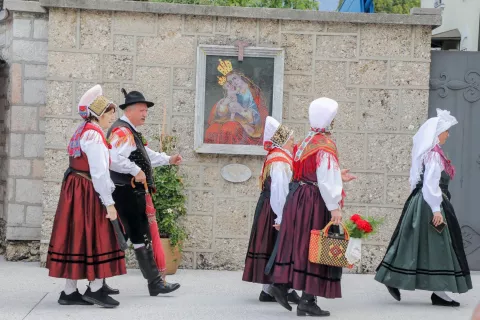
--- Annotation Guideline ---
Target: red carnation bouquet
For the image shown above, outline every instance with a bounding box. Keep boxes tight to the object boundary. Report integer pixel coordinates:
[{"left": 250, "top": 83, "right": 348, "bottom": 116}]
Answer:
[
  {"left": 344, "top": 214, "right": 383, "bottom": 265},
  {"left": 345, "top": 214, "right": 382, "bottom": 239}
]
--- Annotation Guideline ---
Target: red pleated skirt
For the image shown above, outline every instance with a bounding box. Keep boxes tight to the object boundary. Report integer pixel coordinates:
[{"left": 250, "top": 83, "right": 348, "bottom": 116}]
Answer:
[
  {"left": 46, "top": 173, "right": 126, "bottom": 281},
  {"left": 272, "top": 183, "right": 342, "bottom": 298},
  {"left": 242, "top": 191, "right": 277, "bottom": 284}
]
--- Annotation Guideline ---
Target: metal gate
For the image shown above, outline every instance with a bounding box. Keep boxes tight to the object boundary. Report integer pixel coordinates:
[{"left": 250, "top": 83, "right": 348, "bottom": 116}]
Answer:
[{"left": 429, "top": 51, "right": 480, "bottom": 271}]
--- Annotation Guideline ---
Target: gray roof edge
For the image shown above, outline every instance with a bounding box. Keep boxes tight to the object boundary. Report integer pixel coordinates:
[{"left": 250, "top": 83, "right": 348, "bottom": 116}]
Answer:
[
  {"left": 37, "top": 0, "right": 442, "bottom": 27},
  {"left": 4, "top": 0, "right": 47, "bottom": 13}
]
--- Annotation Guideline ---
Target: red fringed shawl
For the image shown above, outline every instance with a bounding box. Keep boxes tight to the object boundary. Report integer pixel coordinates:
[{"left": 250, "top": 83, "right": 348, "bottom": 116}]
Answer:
[
  {"left": 294, "top": 133, "right": 346, "bottom": 208},
  {"left": 433, "top": 144, "right": 456, "bottom": 180},
  {"left": 259, "top": 148, "right": 293, "bottom": 189}
]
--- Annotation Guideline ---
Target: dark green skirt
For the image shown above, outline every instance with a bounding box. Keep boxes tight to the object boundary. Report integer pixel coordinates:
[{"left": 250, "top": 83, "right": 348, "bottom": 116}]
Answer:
[{"left": 375, "top": 188, "right": 472, "bottom": 293}]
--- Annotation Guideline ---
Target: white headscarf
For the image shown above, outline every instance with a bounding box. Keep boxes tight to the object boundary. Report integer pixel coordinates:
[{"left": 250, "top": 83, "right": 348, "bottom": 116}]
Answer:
[
  {"left": 309, "top": 97, "right": 338, "bottom": 130},
  {"left": 409, "top": 108, "right": 458, "bottom": 190},
  {"left": 263, "top": 116, "right": 280, "bottom": 145},
  {"left": 263, "top": 116, "right": 293, "bottom": 152}
]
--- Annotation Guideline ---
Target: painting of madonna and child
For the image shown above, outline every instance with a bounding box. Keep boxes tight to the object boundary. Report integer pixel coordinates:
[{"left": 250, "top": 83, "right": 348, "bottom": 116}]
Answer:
[{"left": 197, "top": 53, "right": 282, "bottom": 155}]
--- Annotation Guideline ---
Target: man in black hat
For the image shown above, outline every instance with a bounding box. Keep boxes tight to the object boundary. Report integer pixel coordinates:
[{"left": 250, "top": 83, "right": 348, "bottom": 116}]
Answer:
[{"left": 107, "top": 89, "right": 182, "bottom": 296}]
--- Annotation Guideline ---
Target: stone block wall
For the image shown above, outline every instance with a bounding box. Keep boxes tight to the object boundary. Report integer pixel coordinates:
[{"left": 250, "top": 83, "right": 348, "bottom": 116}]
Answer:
[
  {"left": 0, "top": 17, "right": 9, "bottom": 254},
  {"left": 3, "top": 7, "right": 47, "bottom": 260},
  {"left": 37, "top": 2, "right": 436, "bottom": 273}
]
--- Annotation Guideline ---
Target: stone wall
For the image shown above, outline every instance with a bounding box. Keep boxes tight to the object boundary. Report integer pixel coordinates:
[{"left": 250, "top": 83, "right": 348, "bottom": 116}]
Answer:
[
  {"left": 35, "top": 2, "right": 438, "bottom": 272},
  {"left": 1, "top": 1, "right": 48, "bottom": 260},
  {"left": 0, "top": 17, "right": 9, "bottom": 254},
  {"left": 0, "top": 1, "right": 439, "bottom": 271}
]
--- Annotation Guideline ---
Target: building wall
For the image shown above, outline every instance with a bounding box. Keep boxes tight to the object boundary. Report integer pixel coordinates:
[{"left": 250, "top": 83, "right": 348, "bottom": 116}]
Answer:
[
  {"left": 36, "top": 4, "right": 436, "bottom": 272},
  {"left": 0, "top": 1, "right": 439, "bottom": 271},
  {"left": 4, "top": 7, "right": 47, "bottom": 260},
  {"left": 429, "top": 0, "right": 480, "bottom": 51},
  {"left": 421, "top": 0, "right": 436, "bottom": 9},
  {"left": 0, "top": 15, "right": 10, "bottom": 255}
]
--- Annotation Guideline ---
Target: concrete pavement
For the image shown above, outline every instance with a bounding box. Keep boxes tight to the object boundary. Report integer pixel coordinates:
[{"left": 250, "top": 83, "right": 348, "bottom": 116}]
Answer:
[{"left": 0, "top": 257, "right": 478, "bottom": 320}]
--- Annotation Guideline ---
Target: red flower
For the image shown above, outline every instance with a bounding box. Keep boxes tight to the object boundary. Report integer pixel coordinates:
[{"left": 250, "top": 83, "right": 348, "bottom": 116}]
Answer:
[
  {"left": 350, "top": 214, "right": 362, "bottom": 222},
  {"left": 79, "top": 105, "right": 87, "bottom": 112},
  {"left": 364, "top": 222, "right": 373, "bottom": 233},
  {"left": 356, "top": 220, "right": 373, "bottom": 233}
]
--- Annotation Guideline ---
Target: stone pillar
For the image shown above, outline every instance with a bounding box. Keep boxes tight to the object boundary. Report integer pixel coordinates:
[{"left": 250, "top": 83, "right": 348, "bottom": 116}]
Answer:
[{"left": 3, "top": 2, "right": 47, "bottom": 260}]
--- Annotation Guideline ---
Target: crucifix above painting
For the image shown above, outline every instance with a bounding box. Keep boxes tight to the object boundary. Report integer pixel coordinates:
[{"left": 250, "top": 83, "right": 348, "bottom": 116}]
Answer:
[{"left": 194, "top": 44, "right": 285, "bottom": 156}]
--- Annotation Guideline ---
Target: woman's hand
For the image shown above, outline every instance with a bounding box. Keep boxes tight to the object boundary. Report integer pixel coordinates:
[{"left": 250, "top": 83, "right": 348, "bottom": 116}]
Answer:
[
  {"left": 106, "top": 205, "right": 117, "bottom": 221},
  {"left": 272, "top": 224, "right": 280, "bottom": 231},
  {"left": 432, "top": 211, "right": 444, "bottom": 227},
  {"left": 331, "top": 209, "right": 342, "bottom": 225},
  {"left": 341, "top": 169, "right": 357, "bottom": 183}
]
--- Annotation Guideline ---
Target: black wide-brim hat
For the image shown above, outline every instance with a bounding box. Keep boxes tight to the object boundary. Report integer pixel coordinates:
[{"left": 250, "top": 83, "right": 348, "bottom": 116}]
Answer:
[{"left": 119, "top": 88, "right": 154, "bottom": 110}]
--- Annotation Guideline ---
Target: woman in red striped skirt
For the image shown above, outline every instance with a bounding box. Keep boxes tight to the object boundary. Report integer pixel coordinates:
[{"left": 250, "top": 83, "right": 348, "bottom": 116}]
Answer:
[{"left": 46, "top": 85, "right": 126, "bottom": 308}]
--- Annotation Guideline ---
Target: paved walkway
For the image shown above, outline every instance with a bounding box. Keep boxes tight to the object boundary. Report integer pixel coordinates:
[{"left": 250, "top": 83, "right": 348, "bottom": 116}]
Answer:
[{"left": 0, "top": 258, "right": 478, "bottom": 320}]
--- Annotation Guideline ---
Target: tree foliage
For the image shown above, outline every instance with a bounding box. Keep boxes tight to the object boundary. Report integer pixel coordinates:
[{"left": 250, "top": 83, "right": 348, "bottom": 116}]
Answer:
[
  {"left": 374, "top": 0, "right": 420, "bottom": 14},
  {"left": 149, "top": 0, "right": 319, "bottom": 10}
]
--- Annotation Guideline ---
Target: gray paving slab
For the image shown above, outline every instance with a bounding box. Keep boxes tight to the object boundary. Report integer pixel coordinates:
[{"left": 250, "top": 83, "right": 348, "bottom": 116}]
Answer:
[{"left": 0, "top": 258, "right": 478, "bottom": 320}]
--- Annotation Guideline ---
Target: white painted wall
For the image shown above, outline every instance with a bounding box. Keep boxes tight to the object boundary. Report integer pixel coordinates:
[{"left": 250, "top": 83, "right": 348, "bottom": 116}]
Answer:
[
  {"left": 423, "top": 0, "right": 480, "bottom": 51},
  {"left": 421, "top": 0, "right": 435, "bottom": 9}
]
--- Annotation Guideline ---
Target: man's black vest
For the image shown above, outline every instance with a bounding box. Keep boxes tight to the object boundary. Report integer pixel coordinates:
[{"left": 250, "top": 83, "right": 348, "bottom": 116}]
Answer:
[{"left": 107, "top": 119, "right": 154, "bottom": 188}]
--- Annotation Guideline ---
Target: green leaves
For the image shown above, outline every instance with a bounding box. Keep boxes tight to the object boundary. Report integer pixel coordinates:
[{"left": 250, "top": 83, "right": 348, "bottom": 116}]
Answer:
[
  {"left": 344, "top": 216, "right": 384, "bottom": 239},
  {"left": 152, "top": 164, "right": 188, "bottom": 249},
  {"left": 374, "top": 0, "right": 420, "bottom": 14},
  {"left": 151, "top": 135, "right": 188, "bottom": 249},
  {"left": 142, "top": 0, "right": 420, "bottom": 12},
  {"left": 148, "top": 0, "right": 318, "bottom": 9}
]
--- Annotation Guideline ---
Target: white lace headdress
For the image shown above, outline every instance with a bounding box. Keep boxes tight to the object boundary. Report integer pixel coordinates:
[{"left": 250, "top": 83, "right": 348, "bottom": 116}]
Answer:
[{"left": 409, "top": 108, "right": 458, "bottom": 190}]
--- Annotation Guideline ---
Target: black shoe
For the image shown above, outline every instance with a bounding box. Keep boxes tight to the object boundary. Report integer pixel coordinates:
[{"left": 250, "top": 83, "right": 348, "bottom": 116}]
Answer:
[
  {"left": 148, "top": 278, "right": 181, "bottom": 296},
  {"left": 102, "top": 279, "right": 119, "bottom": 295},
  {"left": 259, "top": 290, "right": 276, "bottom": 302},
  {"left": 58, "top": 289, "right": 93, "bottom": 306},
  {"left": 269, "top": 284, "right": 292, "bottom": 311},
  {"left": 297, "top": 297, "right": 330, "bottom": 317},
  {"left": 82, "top": 287, "right": 120, "bottom": 308},
  {"left": 288, "top": 290, "right": 301, "bottom": 304},
  {"left": 431, "top": 293, "right": 460, "bottom": 307},
  {"left": 386, "top": 286, "right": 401, "bottom": 301}
]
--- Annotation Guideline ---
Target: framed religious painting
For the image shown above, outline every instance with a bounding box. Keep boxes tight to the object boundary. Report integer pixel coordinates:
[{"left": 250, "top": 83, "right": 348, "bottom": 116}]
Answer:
[{"left": 194, "top": 45, "right": 285, "bottom": 155}]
